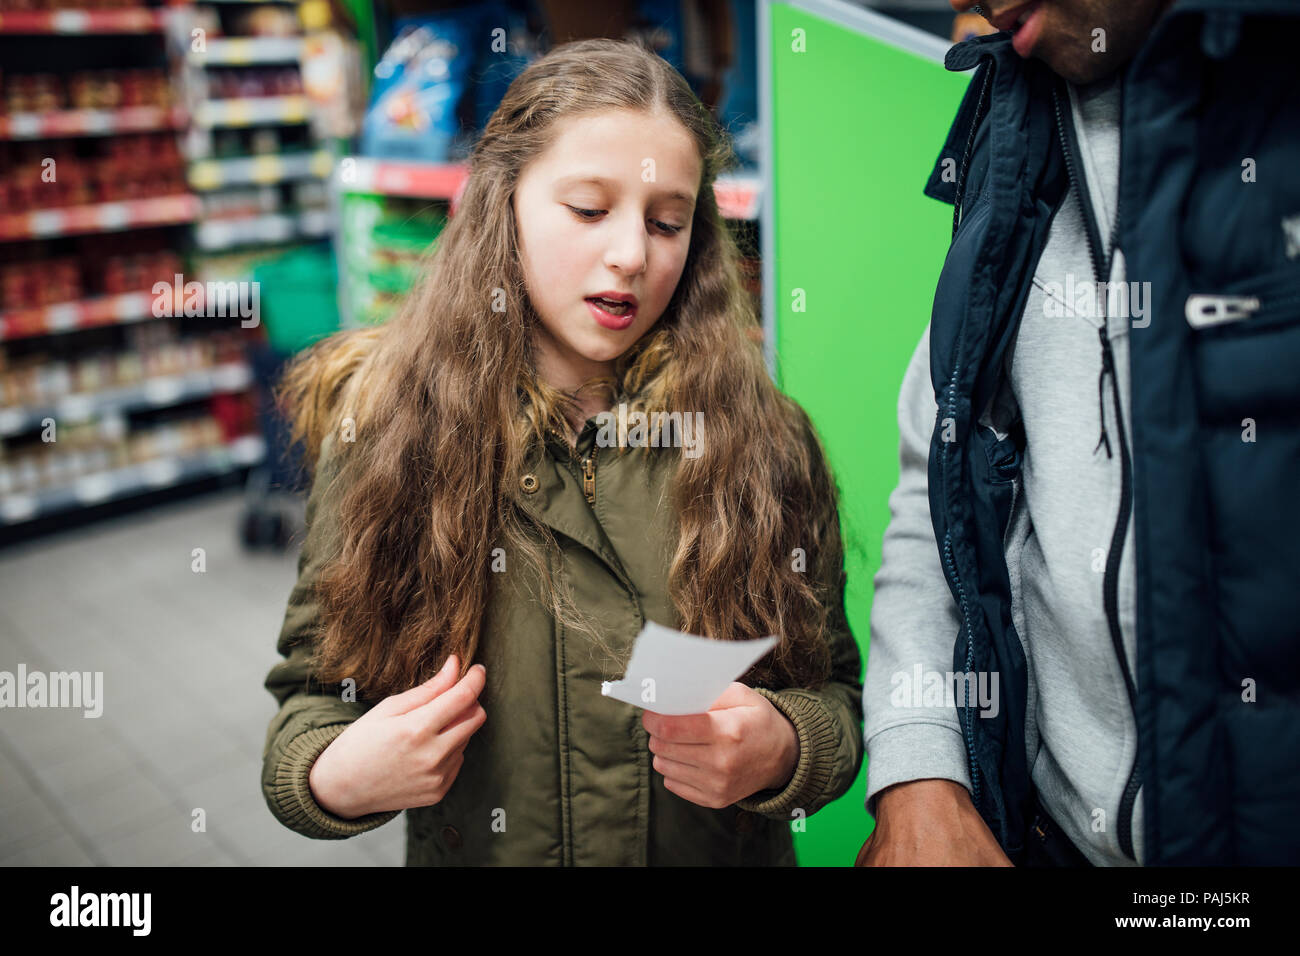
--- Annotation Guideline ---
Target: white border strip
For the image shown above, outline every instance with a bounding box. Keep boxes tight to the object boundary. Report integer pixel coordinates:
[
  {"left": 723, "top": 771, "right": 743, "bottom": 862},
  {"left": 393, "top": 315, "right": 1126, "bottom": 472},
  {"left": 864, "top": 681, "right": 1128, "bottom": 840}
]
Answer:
[{"left": 785, "top": 0, "right": 952, "bottom": 63}]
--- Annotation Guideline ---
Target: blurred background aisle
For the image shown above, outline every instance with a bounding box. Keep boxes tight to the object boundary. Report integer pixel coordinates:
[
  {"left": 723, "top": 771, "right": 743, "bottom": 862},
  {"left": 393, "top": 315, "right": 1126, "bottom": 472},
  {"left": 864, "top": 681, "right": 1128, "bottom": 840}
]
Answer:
[{"left": 0, "top": 489, "right": 403, "bottom": 863}]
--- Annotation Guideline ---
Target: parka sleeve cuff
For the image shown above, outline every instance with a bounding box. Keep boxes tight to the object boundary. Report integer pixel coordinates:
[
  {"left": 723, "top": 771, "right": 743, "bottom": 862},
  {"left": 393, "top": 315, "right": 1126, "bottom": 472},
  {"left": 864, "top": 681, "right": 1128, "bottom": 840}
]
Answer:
[
  {"left": 270, "top": 724, "right": 401, "bottom": 839},
  {"left": 734, "top": 687, "right": 838, "bottom": 820}
]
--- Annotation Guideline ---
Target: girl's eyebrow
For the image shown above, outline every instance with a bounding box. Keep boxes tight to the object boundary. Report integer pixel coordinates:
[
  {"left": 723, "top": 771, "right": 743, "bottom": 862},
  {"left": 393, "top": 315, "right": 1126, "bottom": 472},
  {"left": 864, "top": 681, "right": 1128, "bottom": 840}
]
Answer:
[{"left": 554, "top": 173, "right": 696, "bottom": 208}]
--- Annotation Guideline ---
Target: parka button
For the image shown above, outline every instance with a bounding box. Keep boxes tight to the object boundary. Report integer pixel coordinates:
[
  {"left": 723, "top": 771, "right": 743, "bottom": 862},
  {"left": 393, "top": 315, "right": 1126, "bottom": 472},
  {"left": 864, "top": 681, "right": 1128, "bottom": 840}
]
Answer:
[
  {"left": 441, "top": 825, "right": 462, "bottom": 850},
  {"left": 520, "top": 473, "right": 539, "bottom": 494},
  {"left": 736, "top": 811, "right": 756, "bottom": 833}
]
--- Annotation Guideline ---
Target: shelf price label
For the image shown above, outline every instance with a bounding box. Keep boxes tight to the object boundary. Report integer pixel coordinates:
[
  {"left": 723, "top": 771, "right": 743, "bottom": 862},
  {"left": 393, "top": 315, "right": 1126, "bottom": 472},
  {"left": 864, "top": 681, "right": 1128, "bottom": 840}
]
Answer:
[
  {"left": 46, "top": 303, "right": 79, "bottom": 332},
  {"left": 29, "top": 209, "right": 63, "bottom": 237},
  {"left": 1, "top": 494, "right": 38, "bottom": 524},
  {"left": 9, "top": 113, "right": 41, "bottom": 138},
  {"left": 75, "top": 473, "right": 115, "bottom": 504},
  {"left": 309, "top": 151, "right": 333, "bottom": 179},
  {"left": 189, "top": 161, "right": 221, "bottom": 190},
  {"left": 210, "top": 363, "right": 251, "bottom": 391},
  {"left": 225, "top": 100, "right": 252, "bottom": 126},
  {"left": 225, "top": 38, "right": 253, "bottom": 64},
  {"left": 99, "top": 203, "right": 130, "bottom": 231},
  {"left": 84, "top": 110, "right": 112, "bottom": 134},
  {"left": 250, "top": 155, "right": 282, "bottom": 183},
  {"left": 0, "top": 407, "right": 25, "bottom": 436},
  {"left": 280, "top": 97, "right": 308, "bottom": 123},
  {"left": 57, "top": 394, "right": 96, "bottom": 421},
  {"left": 196, "top": 221, "right": 231, "bottom": 249},
  {"left": 144, "top": 376, "right": 185, "bottom": 406},
  {"left": 116, "top": 293, "right": 150, "bottom": 321},
  {"left": 141, "top": 458, "right": 182, "bottom": 488},
  {"left": 51, "top": 10, "right": 89, "bottom": 33}
]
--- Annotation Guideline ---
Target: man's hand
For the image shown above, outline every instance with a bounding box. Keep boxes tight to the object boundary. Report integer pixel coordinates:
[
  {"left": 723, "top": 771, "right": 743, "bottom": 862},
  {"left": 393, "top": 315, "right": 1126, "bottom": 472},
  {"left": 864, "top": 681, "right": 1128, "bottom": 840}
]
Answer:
[
  {"left": 856, "top": 778, "right": 1013, "bottom": 866},
  {"left": 643, "top": 683, "right": 799, "bottom": 809}
]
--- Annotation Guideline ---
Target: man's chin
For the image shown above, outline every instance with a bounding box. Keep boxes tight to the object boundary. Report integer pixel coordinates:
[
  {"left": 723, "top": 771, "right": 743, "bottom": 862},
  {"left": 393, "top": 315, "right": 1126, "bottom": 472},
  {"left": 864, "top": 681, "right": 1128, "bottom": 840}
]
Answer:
[{"left": 1036, "top": 45, "right": 1126, "bottom": 86}]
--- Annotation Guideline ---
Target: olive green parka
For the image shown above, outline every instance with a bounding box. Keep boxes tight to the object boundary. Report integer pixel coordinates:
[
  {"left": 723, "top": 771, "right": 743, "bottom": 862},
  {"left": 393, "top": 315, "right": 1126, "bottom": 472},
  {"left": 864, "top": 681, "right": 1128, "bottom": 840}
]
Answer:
[{"left": 262, "top": 412, "right": 864, "bottom": 866}]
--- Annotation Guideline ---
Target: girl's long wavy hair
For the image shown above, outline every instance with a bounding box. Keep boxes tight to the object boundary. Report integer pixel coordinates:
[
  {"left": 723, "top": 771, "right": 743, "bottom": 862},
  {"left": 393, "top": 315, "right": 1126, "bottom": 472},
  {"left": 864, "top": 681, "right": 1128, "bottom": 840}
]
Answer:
[{"left": 280, "top": 38, "right": 842, "bottom": 698}]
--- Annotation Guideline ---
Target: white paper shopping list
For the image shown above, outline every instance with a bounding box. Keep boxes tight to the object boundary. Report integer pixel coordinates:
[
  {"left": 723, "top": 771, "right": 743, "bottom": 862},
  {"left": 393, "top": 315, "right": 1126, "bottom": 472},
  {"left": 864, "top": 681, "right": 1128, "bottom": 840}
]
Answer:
[{"left": 600, "top": 621, "right": 779, "bottom": 715}]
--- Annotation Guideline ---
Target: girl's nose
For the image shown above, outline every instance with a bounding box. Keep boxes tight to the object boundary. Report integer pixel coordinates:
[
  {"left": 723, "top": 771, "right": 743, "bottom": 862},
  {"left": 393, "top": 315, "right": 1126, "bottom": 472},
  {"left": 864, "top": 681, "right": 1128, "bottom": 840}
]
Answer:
[{"left": 603, "top": 212, "right": 648, "bottom": 275}]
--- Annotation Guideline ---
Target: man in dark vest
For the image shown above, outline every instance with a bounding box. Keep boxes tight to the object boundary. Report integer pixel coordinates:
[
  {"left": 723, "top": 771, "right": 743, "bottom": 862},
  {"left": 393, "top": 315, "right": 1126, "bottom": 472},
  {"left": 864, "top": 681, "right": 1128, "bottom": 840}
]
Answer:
[{"left": 859, "top": 0, "right": 1300, "bottom": 865}]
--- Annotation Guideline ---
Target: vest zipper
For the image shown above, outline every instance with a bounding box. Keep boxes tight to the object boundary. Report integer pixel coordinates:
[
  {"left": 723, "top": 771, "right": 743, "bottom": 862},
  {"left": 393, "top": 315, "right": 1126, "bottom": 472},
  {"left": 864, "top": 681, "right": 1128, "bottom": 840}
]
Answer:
[
  {"left": 941, "top": 59, "right": 992, "bottom": 814},
  {"left": 941, "top": 59, "right": 995, "bottom": 812},
  {"left": 952, "top": 61, "right": 994, "bottom": 240},
  {"left": 943, "top": 527, "right": 983, "bottom": 811},
  {"left": 1054, "top": 76, "right": 1141, "bottom": 861}
]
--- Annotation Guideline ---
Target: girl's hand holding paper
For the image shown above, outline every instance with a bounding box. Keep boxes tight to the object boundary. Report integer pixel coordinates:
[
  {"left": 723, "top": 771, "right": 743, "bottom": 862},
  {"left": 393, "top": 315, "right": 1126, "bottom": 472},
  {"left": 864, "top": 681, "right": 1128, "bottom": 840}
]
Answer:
[{"left": 642, "top": 684, "right": 799, "bottom": 810}]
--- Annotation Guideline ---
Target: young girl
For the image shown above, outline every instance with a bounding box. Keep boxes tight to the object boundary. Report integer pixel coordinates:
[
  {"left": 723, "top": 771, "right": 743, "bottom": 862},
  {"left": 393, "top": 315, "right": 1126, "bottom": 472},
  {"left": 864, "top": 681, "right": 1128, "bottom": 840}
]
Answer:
[{"left": 262, "top": 38, "right": 862, "bottom": 866}]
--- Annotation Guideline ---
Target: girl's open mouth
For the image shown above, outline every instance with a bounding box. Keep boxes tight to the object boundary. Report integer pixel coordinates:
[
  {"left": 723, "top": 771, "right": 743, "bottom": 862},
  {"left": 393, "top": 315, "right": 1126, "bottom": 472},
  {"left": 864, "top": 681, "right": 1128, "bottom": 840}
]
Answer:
[{"left": 586, "top": 297, "right": 638, "bottom": 329}]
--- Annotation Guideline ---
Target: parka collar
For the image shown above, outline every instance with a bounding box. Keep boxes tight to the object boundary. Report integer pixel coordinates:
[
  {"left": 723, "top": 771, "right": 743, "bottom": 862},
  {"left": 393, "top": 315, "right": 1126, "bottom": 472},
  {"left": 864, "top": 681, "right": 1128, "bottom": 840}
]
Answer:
[{"left": 511, "top": 431, "right": 642, "bottom": 597}]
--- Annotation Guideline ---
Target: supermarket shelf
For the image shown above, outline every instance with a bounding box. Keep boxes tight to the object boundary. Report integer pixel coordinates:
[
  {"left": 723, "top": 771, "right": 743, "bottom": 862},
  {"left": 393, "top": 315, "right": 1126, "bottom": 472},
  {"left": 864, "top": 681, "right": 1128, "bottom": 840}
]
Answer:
[
  {"left": 0, "top": 8, "right": 167, "bottom": 34},
  {"left": 0, "top": 194, "right": 200, "bottom": 242},
  {"left": 188, "top": 149, "right": 332, "bottom": 189},
  {"left": 188, "top": 36, "right": 303, "bottom": 65},
  {"left": 0, "top": 362, "right": 253, "bottom": 438},
  {"left": 0, "top": 434, "right": 266, "bottom": 526},
  {"left": 0, "top": 105, "right": 186, "bottom": 140},
  {"left": 333, "top": 157, "right": 763, "bottom": 220},
  {"left": 335, "top": 157, "right": 469, "bottom": 202},
  {"left": 1, "top": 290, "right": 164, "bottom": 342},
  {"left": 195, "top": 208, "right": 330, "bottom": 250},
  {"left": 195, "top": 95, "right": 309, "bottom": 127}
]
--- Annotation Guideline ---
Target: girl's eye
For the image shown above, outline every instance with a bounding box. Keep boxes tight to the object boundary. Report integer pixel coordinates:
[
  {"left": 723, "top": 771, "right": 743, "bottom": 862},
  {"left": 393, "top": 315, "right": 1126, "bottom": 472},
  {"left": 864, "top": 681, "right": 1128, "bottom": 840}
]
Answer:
[{"left": 565, "top": 205, "right": 683, "bottom": 235}]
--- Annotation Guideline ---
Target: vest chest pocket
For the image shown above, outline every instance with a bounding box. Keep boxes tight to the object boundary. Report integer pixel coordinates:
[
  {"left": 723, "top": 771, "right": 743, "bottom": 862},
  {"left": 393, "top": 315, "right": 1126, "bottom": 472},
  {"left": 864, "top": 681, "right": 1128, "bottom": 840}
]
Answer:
[{"left": 1187, "top": 264, "right": 1300, "bottom": 420}]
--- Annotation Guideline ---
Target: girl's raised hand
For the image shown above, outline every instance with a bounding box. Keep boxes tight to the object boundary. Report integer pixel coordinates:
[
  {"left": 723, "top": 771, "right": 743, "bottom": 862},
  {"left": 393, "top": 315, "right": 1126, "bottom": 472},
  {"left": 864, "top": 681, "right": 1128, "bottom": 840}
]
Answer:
[
  {"left": 642, "top": 683, "right": 799, "bottom": 810},
  {"left": 308, "top": 655, "right": 487, "bottom": 819}
]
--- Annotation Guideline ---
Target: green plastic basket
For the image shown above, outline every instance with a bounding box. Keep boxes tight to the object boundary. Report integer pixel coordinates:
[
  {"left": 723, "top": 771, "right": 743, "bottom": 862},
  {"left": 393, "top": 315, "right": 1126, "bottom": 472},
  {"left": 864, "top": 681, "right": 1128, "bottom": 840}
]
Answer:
[{"left": 252, "top": 245, "right": 341, "bottom": 354}]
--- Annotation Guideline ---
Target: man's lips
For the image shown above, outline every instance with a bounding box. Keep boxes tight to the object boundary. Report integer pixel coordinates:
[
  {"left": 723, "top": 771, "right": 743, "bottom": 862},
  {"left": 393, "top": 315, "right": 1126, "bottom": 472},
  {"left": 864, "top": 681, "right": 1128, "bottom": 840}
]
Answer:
[
  {"left": 987, "top": 0, "right": 1041, "bottom": 33},
  {"left": 980, "top": 0, "right": 1046, "bottom": 57},
  {"left": 1009, "top": 1, "right": 1045, "bottom": 57}
]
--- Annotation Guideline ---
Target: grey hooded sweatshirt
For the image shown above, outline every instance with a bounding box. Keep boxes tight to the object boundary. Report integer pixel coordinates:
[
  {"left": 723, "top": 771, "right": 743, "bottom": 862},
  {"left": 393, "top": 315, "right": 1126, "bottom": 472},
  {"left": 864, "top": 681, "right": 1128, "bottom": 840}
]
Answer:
[{"left": 863, "top": 71, "right": 1144, "bottom": 867}]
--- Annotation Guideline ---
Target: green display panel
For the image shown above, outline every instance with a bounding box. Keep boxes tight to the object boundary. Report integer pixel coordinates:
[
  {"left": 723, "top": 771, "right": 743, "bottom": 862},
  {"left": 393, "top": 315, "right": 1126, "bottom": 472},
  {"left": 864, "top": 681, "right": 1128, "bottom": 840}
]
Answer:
[{"left": 762, "top": 0, "right": 970, "bottom": 865}]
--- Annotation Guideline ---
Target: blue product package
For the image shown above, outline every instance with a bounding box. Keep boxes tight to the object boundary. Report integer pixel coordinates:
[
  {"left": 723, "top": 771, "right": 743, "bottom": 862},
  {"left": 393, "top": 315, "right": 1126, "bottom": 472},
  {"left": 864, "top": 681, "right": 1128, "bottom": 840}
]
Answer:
[
  {"left": 361, "top": 13, "right": 475, "bottom": 161},
  {"left": 718, "top": 0, "right": 759, "bottom": 168},
  {"left": 470, "top": 3, "right": 536, "bottom": 132},
  {"left": 634, "top": 0, "right": 684, "bottom": 74}
]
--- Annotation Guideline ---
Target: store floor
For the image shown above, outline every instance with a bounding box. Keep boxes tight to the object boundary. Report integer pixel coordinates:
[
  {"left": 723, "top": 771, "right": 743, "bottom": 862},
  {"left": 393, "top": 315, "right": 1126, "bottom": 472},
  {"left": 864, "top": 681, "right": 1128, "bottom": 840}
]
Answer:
[{"left": 0, "top": 490, "right": 404, "bottom": 866}]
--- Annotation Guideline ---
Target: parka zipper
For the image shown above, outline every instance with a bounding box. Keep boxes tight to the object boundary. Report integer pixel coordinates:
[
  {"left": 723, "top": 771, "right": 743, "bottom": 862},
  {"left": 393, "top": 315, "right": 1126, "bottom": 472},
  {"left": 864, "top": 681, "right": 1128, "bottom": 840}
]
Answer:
[
  {"left": 547, "top": 425, "right": 598, "bottom": 506},
  {"left": 581, "top": 455, "right": 596, "bottom": 505},
  {"left": 1053, "top": 77, "right": 1141, "bottom": 861}
]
